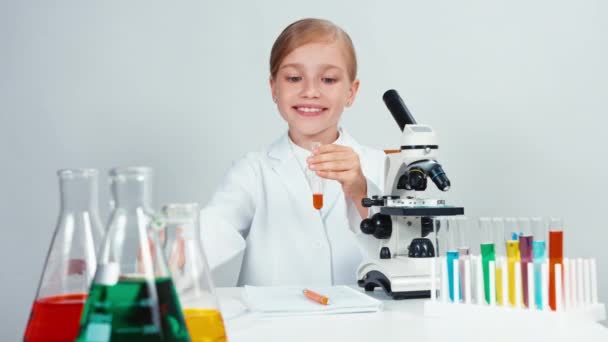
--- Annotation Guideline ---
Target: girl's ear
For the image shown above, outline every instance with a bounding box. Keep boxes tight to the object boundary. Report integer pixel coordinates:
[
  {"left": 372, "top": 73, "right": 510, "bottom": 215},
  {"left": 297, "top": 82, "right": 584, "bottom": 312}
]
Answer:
[
  {"left": 269, "top": 76, "right": 277, "bottom": 102},
  {"left": 346, "top": 79, "right": 360, "bottom": 107}
]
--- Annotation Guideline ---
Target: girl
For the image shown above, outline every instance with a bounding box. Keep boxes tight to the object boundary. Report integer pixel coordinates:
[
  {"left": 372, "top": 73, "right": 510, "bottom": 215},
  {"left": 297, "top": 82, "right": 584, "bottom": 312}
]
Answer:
[{"left": 202, "top": 18, "right": 385, "bottom": 286}]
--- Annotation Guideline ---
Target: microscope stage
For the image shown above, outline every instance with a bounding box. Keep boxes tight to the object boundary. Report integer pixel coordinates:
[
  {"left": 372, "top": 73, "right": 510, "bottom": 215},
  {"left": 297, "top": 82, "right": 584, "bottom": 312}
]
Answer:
[{"left": 380, "top": 206, "right": 464, "bottom": 216}]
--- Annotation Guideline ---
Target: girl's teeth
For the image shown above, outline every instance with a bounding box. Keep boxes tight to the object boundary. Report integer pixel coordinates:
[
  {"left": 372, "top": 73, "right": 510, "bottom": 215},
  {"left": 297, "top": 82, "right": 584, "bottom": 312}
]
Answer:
[{"left": 298, "top": 107, "right": 322, "bottom": 113}]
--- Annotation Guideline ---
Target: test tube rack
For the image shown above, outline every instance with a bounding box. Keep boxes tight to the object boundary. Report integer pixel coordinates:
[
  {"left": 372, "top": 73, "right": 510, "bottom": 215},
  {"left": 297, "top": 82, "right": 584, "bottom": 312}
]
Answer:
[{"left": 424, "top": 256, "right": 606, "bottom": 322}]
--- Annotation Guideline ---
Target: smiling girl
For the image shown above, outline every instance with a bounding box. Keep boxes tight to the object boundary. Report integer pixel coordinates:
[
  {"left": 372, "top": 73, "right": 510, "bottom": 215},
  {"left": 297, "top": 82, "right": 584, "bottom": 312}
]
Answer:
[{"left": 202, "top": 18, "right": 385, "bottom": 286}]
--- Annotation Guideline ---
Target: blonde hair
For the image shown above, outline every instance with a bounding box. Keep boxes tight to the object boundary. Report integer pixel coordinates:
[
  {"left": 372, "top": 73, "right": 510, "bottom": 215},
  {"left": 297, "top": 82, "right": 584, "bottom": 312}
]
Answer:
[{"left": 269, "top": 18, "right": 357, "bottom": 82}]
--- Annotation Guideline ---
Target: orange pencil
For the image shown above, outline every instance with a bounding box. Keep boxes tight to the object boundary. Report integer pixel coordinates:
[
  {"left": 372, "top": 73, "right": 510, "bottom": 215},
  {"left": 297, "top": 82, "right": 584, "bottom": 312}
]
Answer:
[{"left": 302, "top": 289, "right": 330, "bottom": 305}]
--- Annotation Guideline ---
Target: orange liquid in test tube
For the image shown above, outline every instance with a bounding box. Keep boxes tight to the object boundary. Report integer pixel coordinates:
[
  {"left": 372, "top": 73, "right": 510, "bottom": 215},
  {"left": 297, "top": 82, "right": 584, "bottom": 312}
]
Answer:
[
  {"left": 313, "top": 193, "right": 323, "bottom": 210},
  {"left": 310, "top": 141, "right": 323, "bottom": 210},
  {"left": 548, "top": 230, "right": 563, "bottom": 311}
]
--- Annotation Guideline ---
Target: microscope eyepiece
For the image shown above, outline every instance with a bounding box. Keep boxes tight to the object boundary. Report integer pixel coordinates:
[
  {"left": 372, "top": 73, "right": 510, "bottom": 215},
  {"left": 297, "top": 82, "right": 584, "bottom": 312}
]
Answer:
[{"left": 382, "top": 89, "right": 417, "bottom": 131}]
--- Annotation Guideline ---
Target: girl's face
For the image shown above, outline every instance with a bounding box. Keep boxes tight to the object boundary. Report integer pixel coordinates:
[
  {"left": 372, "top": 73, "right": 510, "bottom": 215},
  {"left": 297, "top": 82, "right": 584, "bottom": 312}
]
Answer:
[{"left": 270, "top": 40, "right": 359, "bottom": 143}]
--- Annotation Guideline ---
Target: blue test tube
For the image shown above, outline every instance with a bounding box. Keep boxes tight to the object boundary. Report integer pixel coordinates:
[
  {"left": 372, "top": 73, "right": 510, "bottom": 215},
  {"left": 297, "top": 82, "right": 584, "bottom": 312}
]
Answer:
[{"left": 531, "top": 217, "right": 547, "bottom": 309}]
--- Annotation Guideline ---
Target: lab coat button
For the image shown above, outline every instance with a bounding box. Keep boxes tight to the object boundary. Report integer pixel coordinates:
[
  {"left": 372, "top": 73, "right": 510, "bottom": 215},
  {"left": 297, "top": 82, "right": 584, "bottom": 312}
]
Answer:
[{"left": 313, "top": 241, "right": 323, "bottom": 249}]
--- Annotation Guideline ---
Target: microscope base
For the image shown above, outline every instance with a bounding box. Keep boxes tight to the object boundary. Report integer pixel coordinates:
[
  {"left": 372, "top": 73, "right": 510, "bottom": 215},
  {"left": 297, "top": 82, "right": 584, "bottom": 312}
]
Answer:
[
  {"left": 357, "top": 257, "right": 435, "bottom": 300},
  {"left": 358, "top": 270, "right": 431, "bottom": 299}
]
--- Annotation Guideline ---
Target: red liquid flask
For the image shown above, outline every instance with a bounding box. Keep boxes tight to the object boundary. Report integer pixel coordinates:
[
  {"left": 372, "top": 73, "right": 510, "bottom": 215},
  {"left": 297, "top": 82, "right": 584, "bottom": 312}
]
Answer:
[{"left": 24, "top": 169, "right": 104, "bottom": 342}]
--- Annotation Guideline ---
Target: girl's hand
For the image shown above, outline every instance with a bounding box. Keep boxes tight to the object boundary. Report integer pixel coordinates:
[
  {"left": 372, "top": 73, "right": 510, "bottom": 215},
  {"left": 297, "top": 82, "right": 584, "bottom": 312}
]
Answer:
[{"left": 307, "top": 144, "right": 368, "bottom": 217}]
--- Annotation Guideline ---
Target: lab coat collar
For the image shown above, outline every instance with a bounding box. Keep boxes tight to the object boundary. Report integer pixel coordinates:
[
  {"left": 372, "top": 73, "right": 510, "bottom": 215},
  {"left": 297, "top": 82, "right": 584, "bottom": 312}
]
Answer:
[
  {"left": 267, "top": 128, "right": 361, "bottom": 161},
  {"left": 267, "top": 129, "right": 362, "bottom": 216}
]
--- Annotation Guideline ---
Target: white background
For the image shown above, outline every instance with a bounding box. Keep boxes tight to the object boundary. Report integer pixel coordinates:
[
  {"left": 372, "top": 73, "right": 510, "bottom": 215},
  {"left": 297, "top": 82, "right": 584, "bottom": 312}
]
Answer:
[{"left": 1, "top": 0, "right": 606, "bottom": 340}]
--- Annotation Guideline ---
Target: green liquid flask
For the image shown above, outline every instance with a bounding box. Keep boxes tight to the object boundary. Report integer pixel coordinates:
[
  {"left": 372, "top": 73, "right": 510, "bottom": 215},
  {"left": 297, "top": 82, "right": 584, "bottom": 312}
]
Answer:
[{"left": 77, "top": 167, "right": 190, "bottom": 342}]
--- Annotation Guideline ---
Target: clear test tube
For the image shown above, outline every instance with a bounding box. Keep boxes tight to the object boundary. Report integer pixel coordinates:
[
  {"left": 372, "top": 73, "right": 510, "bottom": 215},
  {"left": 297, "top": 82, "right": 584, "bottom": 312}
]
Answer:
[
  {"left": 434, "top": 217, "right": 449, "bottom": 302},
  {"left": 531, "top": 217, "right": 547, "bottom": 310},
  {"left": 478, "top": 217, "right": 494, "bottom": 304},
  {"left": 518, "top": 217, "right": 533, "bottom": 308},
  {"left": 548, "top": 217, "right": 564, "bottom": 311},
  {"left": 455, "top": 217, "right": 470, "bottom": 303},
  {"left": 309, "top": 142, "right": 324, "bottom": 210},
  {"left": 430, "top": 217, "right": 445, "bottom": 301}
]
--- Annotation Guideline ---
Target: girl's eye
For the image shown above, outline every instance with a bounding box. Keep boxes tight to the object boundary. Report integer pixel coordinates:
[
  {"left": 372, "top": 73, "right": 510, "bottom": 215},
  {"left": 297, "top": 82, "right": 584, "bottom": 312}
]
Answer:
[
  {"left": 286, "top": 76, "right": 302, "bottom": 82},
  {"left": 322, "top": 77, "right": 337, "bottom": 84}
]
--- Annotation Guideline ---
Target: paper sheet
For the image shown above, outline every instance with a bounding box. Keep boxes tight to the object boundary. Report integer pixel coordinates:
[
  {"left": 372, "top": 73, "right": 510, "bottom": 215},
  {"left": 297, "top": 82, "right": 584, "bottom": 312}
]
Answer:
[{"left": 243, "top": 286, "right": 383, "bottom": 316}]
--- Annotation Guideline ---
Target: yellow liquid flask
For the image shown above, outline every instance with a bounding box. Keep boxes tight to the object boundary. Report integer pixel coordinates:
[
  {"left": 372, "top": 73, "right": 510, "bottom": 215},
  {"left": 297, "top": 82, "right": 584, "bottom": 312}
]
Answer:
[
  {"left": 162, "top": 203, "right": 227, "bottom": 342},
  {"left": 77, "top": 167, "right": 190, "bottom": 342},
  {"left": 24, "top": 169, "right": 104, "bottom": 342}
]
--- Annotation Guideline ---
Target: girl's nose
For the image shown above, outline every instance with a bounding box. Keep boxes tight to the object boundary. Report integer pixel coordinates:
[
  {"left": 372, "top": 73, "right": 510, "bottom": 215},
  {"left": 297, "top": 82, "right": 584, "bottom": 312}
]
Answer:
[{"left": 301, "top": 79, "right": 321, "bottom": 98}]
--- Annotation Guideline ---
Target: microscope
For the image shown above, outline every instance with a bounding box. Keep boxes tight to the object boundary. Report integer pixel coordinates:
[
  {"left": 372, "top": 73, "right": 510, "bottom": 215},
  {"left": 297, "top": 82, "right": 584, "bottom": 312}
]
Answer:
[{"left": 357, "top": 89, "right": 464, "bottom": 299}]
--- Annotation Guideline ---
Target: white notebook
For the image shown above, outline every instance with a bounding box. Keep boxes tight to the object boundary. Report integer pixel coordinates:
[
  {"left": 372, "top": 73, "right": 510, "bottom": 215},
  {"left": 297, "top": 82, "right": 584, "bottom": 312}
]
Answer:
[{"left": 243, "top": 285, "right": 383, "bottom": 316}]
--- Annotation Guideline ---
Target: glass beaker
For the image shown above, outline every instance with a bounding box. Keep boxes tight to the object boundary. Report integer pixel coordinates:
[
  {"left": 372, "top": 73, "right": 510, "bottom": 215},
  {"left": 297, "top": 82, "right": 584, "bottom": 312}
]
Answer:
[
  {"left": 24, "top": 169, "right": 104, "bottom": 342},
  {"left": 76, "top": 167, "right": 190, "bottom": 341},
  {"left": 162, "top": 203, "right": 227, "bottom": 342}
]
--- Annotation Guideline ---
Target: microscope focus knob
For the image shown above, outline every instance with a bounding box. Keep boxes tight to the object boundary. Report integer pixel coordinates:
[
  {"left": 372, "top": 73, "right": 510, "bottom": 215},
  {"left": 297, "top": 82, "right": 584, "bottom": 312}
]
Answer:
[
  {"left": 362, "top": 197, "right": 384, "bottom": 208},
  {"left": 360, "top": 218, "right": 375, "bottom": 235},
  {"left": 360, "top": 213, "right": 392, "bottom": 239},
  {"left": 371, "top": 213, "right": 392, "bottom": 239},
  {"left": 380, "top": 247, "right": 391, "bottom": 259},
  {"left": 408, "top": 238, "right": 435, "bottom": 258}
]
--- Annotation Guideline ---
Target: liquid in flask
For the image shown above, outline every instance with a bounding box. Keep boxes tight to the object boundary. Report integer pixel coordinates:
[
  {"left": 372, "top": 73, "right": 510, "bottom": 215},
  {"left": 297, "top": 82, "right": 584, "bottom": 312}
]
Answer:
[
  {"left": 77, "top": 167, "right": 190, "bottom": 342},
  {"left": 162, "top": 203, "right": 227, "bottom": 342},
  {"left": 24, "top": 169, "right": 104, "bottom": 342}
]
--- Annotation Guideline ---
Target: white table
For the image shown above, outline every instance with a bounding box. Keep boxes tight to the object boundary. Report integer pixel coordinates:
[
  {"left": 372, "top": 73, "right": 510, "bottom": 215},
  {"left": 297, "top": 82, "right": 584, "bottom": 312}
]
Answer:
[{"left": 216, "top": 287, "right": 608, "bottom": 342}]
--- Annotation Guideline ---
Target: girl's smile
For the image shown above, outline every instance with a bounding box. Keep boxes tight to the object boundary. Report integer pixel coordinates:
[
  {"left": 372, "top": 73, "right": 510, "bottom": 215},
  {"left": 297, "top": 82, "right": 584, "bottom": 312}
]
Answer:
[{"left": 292, "top": 104, "right": 328, "bottom": 117}]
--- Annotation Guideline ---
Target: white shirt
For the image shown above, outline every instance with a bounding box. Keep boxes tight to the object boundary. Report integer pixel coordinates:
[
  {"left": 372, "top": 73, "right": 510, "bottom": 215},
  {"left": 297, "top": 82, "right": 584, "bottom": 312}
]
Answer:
[{"left": 201, "top": 129, "right": 386, "bottom": 287}]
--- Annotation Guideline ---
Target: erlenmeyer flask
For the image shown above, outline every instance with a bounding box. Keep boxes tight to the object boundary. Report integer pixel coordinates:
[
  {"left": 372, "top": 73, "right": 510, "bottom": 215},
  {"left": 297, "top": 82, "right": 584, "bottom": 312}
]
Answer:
[
  {"left": 161, "top": 203, "right": 227, "bottom": 342},
  {"left": 76, "top": 167, "right": 190, "bottom": 342},
  {"left": 24, "top": 169, "right": 104, "bottom": 342}
]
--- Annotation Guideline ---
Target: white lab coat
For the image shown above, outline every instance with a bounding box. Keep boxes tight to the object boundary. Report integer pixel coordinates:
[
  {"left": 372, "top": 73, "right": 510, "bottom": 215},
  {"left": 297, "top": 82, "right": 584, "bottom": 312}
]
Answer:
[{"left": 201, "top": 129, "right": 385, "bottom": 287}]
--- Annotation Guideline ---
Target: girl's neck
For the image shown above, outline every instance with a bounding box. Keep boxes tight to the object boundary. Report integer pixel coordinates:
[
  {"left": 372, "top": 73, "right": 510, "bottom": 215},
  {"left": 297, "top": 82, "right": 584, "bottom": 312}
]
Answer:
[{"left": 289, "top": 127, "right": 340, "bottom": 151}]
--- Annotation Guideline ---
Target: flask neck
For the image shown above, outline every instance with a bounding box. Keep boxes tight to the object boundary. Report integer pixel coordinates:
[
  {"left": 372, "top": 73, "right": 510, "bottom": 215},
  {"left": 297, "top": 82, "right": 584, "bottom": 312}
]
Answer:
[
  {"left": 58, "top": 170, "right": 99, "bottom": 212},
  {"left": 110, "top": 170, "right": 153, "bottom": 210},
  {"left": 162, "top": 203, "right": 201, "bottom": 239}
]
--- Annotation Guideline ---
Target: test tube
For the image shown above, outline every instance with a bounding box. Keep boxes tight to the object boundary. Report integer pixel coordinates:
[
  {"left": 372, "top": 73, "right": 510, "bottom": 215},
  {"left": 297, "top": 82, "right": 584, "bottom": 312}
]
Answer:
[
  {"left": 455, "top": 217, "right": 470, "bottom": 302},
  {"left": 478, "top": 217, "right": 494, "bottom": 304},
  {"left": 531, "top": 217, "right": 547, "bottom": 310},
  {"left": 435, "top": 217, "right": 450, "bottom": 302},
  {"left": 548, "top": 218, "right": 564, "bottom": 311},
  {"left": 504, "top": 217, "right": 520, "bottom": 307},
  {"left": 309, "top": 142, "right": 323, "bottom": 210},
  {"left": 493, "top": 218, "right": 506, "bottom": 306},
  {"left": 518, "top": 217, "right": 532, "bottom": 308},
  {"left": 445, "top": 217, "right": 460, "bottom": 302}
]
